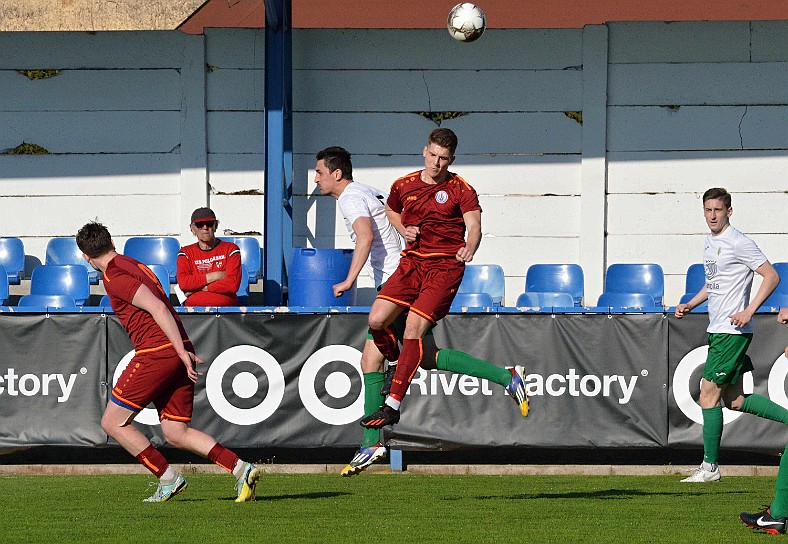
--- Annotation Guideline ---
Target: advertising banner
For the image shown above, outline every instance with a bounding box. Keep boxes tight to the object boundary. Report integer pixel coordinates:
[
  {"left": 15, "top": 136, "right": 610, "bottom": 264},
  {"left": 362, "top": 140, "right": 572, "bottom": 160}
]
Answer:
[
  {"left": 0, "top": 314, "right": 107, "bottom": 448},
  {"left": 386, "top": 313, "right": 669, "bottom": 450},
  {"left": 668, "top": 313, "right": 788, "bottom": 451}
]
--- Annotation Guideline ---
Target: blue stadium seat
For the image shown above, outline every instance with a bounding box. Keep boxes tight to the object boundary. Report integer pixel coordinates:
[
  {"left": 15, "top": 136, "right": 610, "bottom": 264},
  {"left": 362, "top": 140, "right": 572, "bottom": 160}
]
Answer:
[
  {"left": 684, "top": 263, "right": 706, "bottom": 295},
  {"left": 144, "top": 263, "right": 171, "bottom": 295},
  {"left": 45, "top": 237, "right": 99, "bottom": 284},
  {"left": 0, "top": 237, "right": 25, "bottom": 284},
  {"left": 18, "top": 294, "right": 77, "bottom": 308},
  {"left": 123, "top": 236, "right": 180, "bottom": 283},
  {"left": 679, "top": 293, "right": 708, "bottom": 312},
  {"left": 236, "top": 264, "right": 250, "bottom": 305},
  {"left": 597, "top": 292, "right": 658, "bottom": 308},
  {"left": 764, "top": 262, "right": 788, "bottom": 310},
  {"left": 451, "top": 292, "right": 494, "bottom": 310},
  {"left": 458, "top": 264, "right": 505, "bottom": 305},
  {"left": 99, "top": 294, "right": 111, "bottom": 307},
  {"left": 516, "top": 291, "right": 575, "bottom": 308},
  {"left": 29, "top": 264, "right": 90, "bottom": 306},
  {"left": 223, "top": 236, "right": 262, "bottom": 284},
  {"left": 762, "top": 292, "right": 788, "bottom": 312},
  {"left": 524, "top": 264, "right": 584, "bottom": 306},
  {"left": 604, "top": 263, "right": 665, "bottom": 306},
  {"left": 0, "top": 265, "right": 8, "bottom": 304}
]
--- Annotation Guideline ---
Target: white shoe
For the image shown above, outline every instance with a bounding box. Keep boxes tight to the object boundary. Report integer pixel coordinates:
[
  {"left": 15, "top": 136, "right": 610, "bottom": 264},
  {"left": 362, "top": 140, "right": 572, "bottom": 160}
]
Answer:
[{"left": 680, "top": 465, "right": 721, "bottom": 482}]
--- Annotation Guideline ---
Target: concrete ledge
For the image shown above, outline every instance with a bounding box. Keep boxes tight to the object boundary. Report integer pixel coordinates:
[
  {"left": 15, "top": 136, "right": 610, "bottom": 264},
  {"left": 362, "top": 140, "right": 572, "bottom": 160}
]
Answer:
[{"left": 0, "top": 463, "right": 779, "bottom": 477}]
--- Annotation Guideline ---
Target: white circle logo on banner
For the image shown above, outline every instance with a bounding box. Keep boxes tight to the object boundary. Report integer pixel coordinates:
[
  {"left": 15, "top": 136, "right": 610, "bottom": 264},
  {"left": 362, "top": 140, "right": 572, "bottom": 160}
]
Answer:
[
  {"left": 767, "top": 354, "right": 788, "bottom": 409},
  {"left": 113, "top": 350, "right": 160, "bottom": 426},
  {"left": 299, "top": 345, "right": 363, "bottom": 425},
  {"left": 673, "top": 345, "right": 753, "bottom": 425},
  {"left": 206, "top": 345, "right": 285, "bottom": 425}
]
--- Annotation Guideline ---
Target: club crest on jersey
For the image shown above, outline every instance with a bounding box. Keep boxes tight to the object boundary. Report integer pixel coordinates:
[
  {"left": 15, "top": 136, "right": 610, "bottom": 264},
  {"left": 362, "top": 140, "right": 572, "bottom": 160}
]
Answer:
[
  {"left": 435, "top": 190, "right": 449, "bottom": 204},
  {"left": 705, "top": 261, "right": 717, "bottom": 279}
]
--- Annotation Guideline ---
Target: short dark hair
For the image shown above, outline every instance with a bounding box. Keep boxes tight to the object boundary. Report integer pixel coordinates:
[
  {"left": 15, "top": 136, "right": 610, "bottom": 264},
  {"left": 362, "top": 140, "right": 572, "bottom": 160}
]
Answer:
[
  {"left": 316, "top": 146, "right": 353, "bottom": 180},
  {"left": 703, "top": 187, "right": 731, "bottom": 209},
  {"left": 428, "top": 128, "right": 458, "bottom": 154},
  {"left": 76, "top": 221, "right": 114, "bottom": 259}
]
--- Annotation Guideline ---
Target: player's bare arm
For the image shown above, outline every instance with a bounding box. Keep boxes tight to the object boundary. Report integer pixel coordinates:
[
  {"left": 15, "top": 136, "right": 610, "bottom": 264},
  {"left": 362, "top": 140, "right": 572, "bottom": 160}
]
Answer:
[
  {"left": 729, "top": 261, "right": 779, "bottom": 327},
  {"left": 457, "top": 210, "right": 482, "bottom": 262},
  {"left": 131, "top": 283, "right": 203, "bottom": 382},
  {"left": 335, "top": 216, "right": 374, "bottom": 297},
  {"left": 779, "top": 307, "right": 788, "bottom": 358},
  {"left": 386, "top": 204, "right": 419, "bottom": 242},
  {"left": 676, "top": 285, "right": 709, "bottom": 318}
]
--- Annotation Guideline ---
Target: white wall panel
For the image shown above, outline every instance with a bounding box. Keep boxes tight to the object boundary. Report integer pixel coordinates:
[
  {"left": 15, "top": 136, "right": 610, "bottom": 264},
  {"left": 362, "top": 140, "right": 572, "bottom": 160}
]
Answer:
[
  {"left": 0, "top": 31, "right": 190, "bottom": 69},
  {"left": 294, "top": 70, "right": 582, "bottom": 112},
  {"left": 608, "top": 193, "right": 788, "bottom": 235},
  {"left": 752, "top": 21, "right": 788, "bottom": 62},
  {"left": 1, "top": 69, "right": 181, "bottom": 111},
  {"left": 293, "top": 29, "right": 583, "bottom": 70},
  {"left": 1, "top": 111, "right": 180, "bottom": 153},
  {"left": 608, "top": 151, "right": 788, "bottom": 194},
  {"left": 211, "top": 194, "right": 264, "bottom": 236},
  {"left": 206, "top": 69, "right": 265, "bottom": 111},
  {"left": 205, "top": 28, "right": 265, "bottom": 69},
  {"left": 206, "top": 111, "right": 266, "bottom": 153},
  {"left": 294, "top": 112, "right": 580, "bottom": 155},
  {"left": 608, "top": 22, "right": 751, "bottom": 64},
  {"left": 607, "top": 106, "right": 788, "bottom": 152},
  {"left": 0, "top": 195, "right": 180, "bottom": 238},
  {"left": 479, "top": 195, "right": 579, "bottom": 237},
  {"left": 208, "top": 154, "right": 265, "bottom": 194},
  {"left": 608, "top": 63, "right": 788, "bottom": 106},
  {"left": 0, "top": 154, "right": 180, "bottom": 195}
]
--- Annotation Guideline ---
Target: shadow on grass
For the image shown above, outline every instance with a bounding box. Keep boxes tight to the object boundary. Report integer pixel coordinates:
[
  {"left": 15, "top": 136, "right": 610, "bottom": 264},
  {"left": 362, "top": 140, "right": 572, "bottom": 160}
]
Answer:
[
  {"left": 224, "top": 491, "right": 352, "bottom": 502},
  {"left": 466, "top": 489, "right": 754, "bottom": 501}
]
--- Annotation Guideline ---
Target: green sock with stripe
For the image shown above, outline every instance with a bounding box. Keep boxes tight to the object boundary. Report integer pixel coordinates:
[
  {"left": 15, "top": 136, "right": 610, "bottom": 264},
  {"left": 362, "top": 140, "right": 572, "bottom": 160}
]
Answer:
[
  {"left": 436, "top": 349, "right": 511, "bottom": 387},
  {"left": 740, "top": 394, "right": 788, "bottom": 424},
  {"left": 362, "top": 372, "right": 384, "bottom": 448},
  {"left": 702, "top": 406, "right": 723, "bottom": 466}
]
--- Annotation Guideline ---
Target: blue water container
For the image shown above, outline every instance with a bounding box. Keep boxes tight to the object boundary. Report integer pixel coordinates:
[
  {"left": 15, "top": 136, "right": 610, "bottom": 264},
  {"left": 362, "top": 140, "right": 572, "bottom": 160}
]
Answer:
[{"left": 288, "top": 248, "right": 357, "bottom": 306}]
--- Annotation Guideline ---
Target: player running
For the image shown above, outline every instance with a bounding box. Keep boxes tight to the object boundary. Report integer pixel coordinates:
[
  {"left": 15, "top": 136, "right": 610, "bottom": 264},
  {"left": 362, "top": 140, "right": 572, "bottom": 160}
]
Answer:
[
  {"left": 675, "top": 187, "right": 780, "bottom": 483},
  {"left": 77, "top": 221, "right": 261, "bottom": 502},
  {"left": 360, "top": 128, "right": 530, "bottom": 431}
]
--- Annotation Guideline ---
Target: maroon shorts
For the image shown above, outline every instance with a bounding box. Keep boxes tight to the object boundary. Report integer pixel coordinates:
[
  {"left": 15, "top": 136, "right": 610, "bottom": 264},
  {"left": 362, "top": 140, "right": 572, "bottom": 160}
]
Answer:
[
  {"left": 377, "top": 255, "right": 464, "bottom": 323},
  {"left": 111, "top": 343, "right": 194, "bottom": 422}
]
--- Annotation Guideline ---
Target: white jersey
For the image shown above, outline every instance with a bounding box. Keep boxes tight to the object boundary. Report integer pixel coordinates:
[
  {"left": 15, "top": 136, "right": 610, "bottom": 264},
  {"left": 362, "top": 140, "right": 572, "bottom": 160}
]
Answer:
[
  {"left": 337, "top": 182, "right": 404, "bottom": 287},
  {"left": 704, "top": 225, "right": 768, "bottom": 334}
]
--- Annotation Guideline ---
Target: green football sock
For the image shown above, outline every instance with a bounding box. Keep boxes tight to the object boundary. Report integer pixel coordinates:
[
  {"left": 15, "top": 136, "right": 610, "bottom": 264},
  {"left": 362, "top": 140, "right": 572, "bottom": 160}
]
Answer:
[
  {"left": 436, "top": 349, "right": 511, "bottom": 387},
  {"left": 362, "top": 372, "right": 384, "bottom": 448},
  {"left": 702, "top": 406, "right": 723, "bottom": 466},
  {"left": 771, "top": 441, "right": 788, "bottom": 518},
  {"left": 740, "top": 394, "right": 788, "bottom": 424}
]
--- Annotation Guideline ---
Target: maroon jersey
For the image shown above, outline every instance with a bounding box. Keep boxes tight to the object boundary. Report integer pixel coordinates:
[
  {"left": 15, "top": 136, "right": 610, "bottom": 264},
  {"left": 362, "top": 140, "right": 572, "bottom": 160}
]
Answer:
[
  {"left": 104, "top": 254, "right": 190, "bottom": 353},
  {"left": 387, "top": 170, "right": 481, "bottom": 258},
  {"left": 177, "top": 240, "right": 241, "bottom": 306}
]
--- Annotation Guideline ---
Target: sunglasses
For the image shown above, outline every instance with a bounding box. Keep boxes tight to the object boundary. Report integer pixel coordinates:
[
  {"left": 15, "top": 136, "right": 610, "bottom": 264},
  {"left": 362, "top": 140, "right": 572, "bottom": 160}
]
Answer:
[{"left": 194, "top": 221, "right": 216, "bottom": 229}]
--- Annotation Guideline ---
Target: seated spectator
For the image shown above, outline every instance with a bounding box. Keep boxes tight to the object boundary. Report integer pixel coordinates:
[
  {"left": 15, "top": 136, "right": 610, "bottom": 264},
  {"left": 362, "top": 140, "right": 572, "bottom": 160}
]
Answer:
[{"left": 177, "top": 207, "right": 241, "bottom": 306}]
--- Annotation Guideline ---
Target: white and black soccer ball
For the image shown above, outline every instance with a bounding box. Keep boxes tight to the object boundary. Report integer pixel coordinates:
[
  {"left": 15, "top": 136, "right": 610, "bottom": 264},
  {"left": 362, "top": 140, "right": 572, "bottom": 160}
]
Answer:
[{"left": 447, "top": 3, "right": 486, "bottom": 43}]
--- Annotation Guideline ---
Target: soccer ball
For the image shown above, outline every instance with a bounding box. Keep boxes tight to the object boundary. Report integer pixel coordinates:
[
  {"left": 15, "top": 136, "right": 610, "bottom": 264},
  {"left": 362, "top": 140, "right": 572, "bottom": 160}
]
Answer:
[{"left": 447, "top": 3, "right": 486, "bottom": 43}]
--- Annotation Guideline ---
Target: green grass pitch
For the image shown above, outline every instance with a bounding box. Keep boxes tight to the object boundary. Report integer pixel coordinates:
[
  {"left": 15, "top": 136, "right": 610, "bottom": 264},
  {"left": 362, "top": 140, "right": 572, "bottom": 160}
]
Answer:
[{"left": 2, "top": 473, "right": 779, "bottom": 543}]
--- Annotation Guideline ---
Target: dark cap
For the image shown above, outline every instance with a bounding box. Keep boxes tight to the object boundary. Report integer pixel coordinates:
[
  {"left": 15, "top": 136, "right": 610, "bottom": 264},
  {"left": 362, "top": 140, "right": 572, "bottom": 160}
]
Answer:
[{"left": 191, "top": 207, "right": 217, "bottom": 223}]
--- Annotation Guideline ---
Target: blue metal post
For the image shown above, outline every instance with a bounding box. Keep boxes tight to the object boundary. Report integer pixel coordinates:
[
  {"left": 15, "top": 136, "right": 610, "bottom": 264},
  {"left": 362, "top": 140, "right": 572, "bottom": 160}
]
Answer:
[{"left": 263, "top": 0, "right": 293, "bottom": 305}]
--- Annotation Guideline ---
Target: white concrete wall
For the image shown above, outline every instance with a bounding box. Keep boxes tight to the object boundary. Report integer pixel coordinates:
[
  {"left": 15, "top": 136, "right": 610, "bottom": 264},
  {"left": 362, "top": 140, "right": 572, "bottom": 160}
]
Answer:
[{"left": 1, "top": 23, "right": 786, "bottom": 304}]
